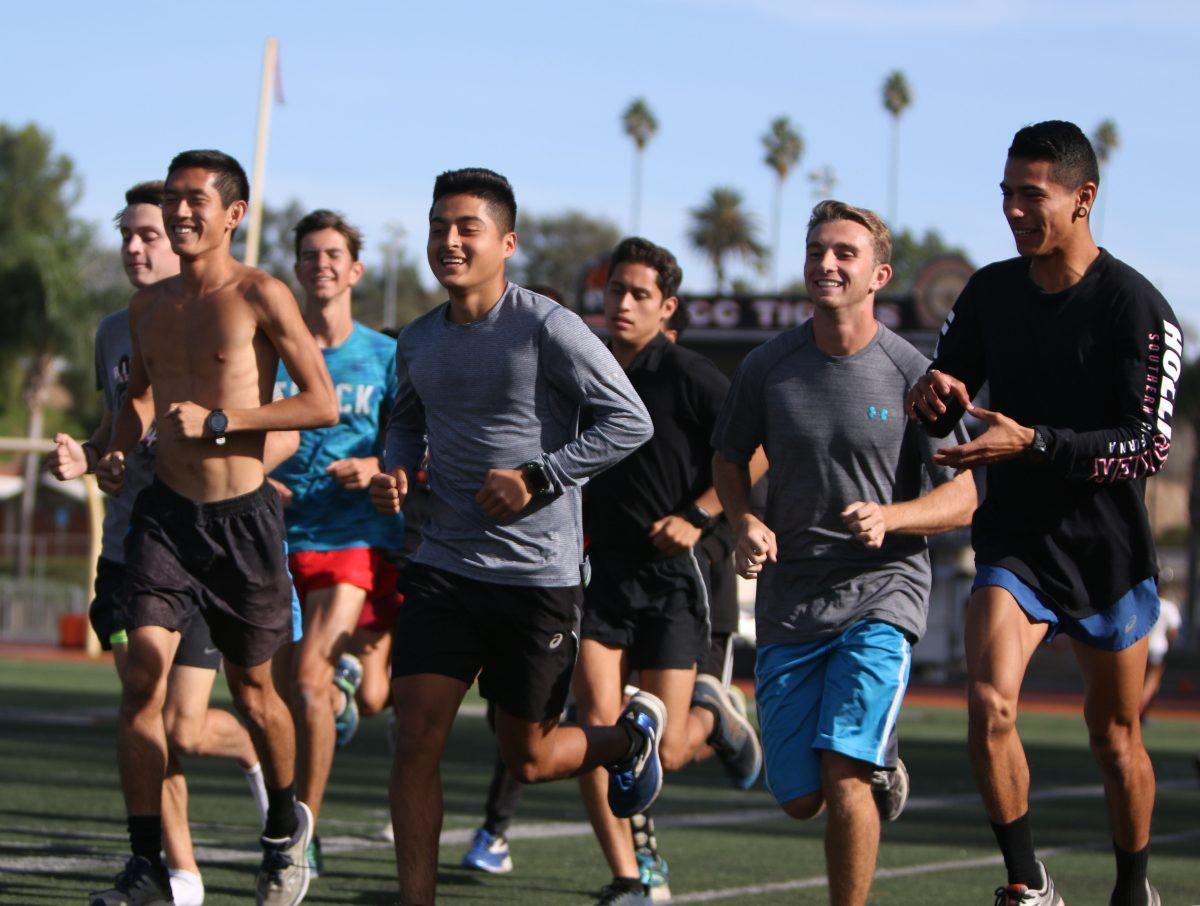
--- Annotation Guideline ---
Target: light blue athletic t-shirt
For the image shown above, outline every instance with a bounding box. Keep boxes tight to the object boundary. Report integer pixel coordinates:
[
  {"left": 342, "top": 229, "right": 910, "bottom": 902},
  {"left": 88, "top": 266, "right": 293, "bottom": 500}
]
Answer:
[{"left": 273, "top": 322, "right": 404, "bottom": 552}]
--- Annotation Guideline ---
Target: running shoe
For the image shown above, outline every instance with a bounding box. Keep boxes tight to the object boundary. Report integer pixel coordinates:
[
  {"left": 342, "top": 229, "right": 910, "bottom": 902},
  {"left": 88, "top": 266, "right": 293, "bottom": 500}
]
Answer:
[
  {"left": 691, "top": 674, "right": 762, "bottom": 790},
  {"left": 596, "top": 881, "right": 652, "bottom": 905},
  {"left": 306, "top": 834, "right": 323, "bottom": 878},
  {"left": 88, "top": 856, "right": 174, "bottom": 905},
  {"left": 460, "top": 827, "right": 513, "bottom": 873},
  {"left": 870, "top": 757, "right": 910, "bottom": 822},
  {"left": 994, "top": 861, "right": 1063, "bottom": 905},
  {"left": 608, "top": 691, "right": 666, "bottom": 819},
  {"left": 636, "top": 851, "right": 671, "bottom": 902},
  {"left": 333, "top": 653, "right": 363, "bottom": 748},
  {"left": 256, "top": 801, "right": 312, "bottom": 906},
  {"left": 1110, "top": 879, "right": 1160, "bottom": 906}
]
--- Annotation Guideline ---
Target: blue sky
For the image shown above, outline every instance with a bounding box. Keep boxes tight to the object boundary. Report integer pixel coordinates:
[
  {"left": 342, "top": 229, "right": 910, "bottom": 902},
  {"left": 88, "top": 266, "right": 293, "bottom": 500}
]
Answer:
[{"left": 5, "top": 1, "right": 1199, "bottom": 329}]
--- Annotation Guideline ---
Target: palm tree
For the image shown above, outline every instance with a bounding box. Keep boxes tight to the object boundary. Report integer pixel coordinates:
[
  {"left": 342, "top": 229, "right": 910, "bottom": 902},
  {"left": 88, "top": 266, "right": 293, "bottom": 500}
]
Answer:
[
  {"left": 808, "top": 165, "right": 839, "bottom": 200},
  {"left": 882, "top": 70, "right": 912, "bottom": 227},
  {"left": 687, "top": 187, "right": 766, "bottom": 293},
  {"left": 622, "top": 98, "right": 658, "bottom": 234},
  {"left": 762, "top": 116, "right": 804, "bottom": 291},
  {"left": 1092, "top": 119, "right": 1120, "bottom": 242}
]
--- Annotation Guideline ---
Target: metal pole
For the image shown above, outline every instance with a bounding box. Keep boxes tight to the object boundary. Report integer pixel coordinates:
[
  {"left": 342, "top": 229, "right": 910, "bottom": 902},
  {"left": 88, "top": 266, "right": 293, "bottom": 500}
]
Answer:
[{"left": 244, "top": 37, "right": 279, "bottom": 268}]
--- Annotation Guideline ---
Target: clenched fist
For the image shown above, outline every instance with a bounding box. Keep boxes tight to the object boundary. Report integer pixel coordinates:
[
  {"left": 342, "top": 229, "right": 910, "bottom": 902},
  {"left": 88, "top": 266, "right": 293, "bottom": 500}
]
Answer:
[
  {"left": 327, "top": 457, "right": 381, "bottom": 490},
  {"left": 97, "top": 451, "right": 126, "bottom": 496},
  {"left": 841, "top": 501, "right": 887, "bottom": 549},
  {"left": 369, "top": 468, "right": 409, "bottom": 514},
  {"left": 476, "top": 468, "right": 532, "bottom": 521},
  {"left": 733, "top": 514, "right": 777, "bottom": 579},
  {"left": 46, "top": 433, "right": 88, "bottom": 481},
  {"left": 162, "top": 401, "right": 211, "bottom": 441}
]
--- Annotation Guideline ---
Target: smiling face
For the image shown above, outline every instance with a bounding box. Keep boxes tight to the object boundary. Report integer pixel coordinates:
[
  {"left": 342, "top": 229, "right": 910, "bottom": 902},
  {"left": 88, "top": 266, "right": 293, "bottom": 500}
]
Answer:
[
  {"left": 426, "top": 193, "right": 516, "bottom": 293},
  {"left": 295, "top": 227, "right": 364, "bottom": 304},
  {"left": 804, "top": 218, "right": 892, "bottom": 311},
  {"left": 162, "top": 167, "right": 246, "bottom": 258},
  {"left": 118, "top": 202, "right": 180, "bottom": 288},
  {"left": 1001, "top": 156, "right": 1096, "bottom": 258},
  {"left": 604, "top": 261, "right": 677, "bottom": 353}
]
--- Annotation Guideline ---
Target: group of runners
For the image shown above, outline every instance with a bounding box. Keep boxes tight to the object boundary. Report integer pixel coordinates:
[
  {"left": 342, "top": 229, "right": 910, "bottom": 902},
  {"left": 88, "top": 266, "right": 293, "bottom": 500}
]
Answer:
[{"left": 51, "top": 117, "right": 1176, "bottom": 906}]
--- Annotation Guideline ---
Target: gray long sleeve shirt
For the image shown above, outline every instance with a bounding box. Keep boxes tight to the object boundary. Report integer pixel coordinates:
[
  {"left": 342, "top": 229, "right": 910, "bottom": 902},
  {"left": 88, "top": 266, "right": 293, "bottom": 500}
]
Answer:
[{"left": 384, "top": 283, "right": 653, "bottom": 587}]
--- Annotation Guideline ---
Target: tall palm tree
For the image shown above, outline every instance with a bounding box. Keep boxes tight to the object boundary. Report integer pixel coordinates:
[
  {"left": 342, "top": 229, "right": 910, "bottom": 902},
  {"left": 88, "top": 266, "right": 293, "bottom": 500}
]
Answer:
[
  {"left": 808, "top": 166, "right": 838, "bottom": 200},
  {"left": 687, "top": 187, "right": 766, "bottom": 293},
  {"left": 882, "top": 70, "right": 912, "bottom": 227},
  {"left": 1092, "top": 119, "right": 1120, "bottom": 243},
  {"left": 622, "top": 98, "right": 658, "bottom": 234},
  {"left": 762, "top": 116, "right": 804, "bottom": 291}
]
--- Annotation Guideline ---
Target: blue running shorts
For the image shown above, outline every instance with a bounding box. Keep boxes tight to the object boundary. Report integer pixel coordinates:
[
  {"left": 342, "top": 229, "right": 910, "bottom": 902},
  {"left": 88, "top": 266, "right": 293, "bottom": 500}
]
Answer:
[
  {"left": 972, "top": 565, "right": 1158, "bottom": 651},
  {"left": 755, "top": 620, "right": 911, "bottom": 805}
]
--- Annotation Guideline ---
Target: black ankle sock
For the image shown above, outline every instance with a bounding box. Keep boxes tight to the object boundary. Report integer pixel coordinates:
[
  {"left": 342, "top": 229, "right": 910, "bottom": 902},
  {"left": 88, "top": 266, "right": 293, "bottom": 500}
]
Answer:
[
  {"left": 264, "top": 784, "right": 299, "bottom": 840},
  {"left": 990, "top": 813, "right": 1041, "bottom": 888},
  {"left": 610, "top": 876, "right": 643, "bottom": 893},
  {"left": 127, "top": 815, "right": 163, "bottom": 863},
  {"left": 1111, "top": 841, "right": 1149, "bottom": 904}
]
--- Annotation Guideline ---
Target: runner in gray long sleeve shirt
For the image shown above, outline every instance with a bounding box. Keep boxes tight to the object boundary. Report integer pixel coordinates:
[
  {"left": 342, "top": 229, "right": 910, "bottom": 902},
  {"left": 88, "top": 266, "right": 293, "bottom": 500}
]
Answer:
[
  {"left": 371, "top": 168, "right": 665, "bottom": 905},
  {"left": 384, "top": 281, "right": 652, "bottom": 587}
]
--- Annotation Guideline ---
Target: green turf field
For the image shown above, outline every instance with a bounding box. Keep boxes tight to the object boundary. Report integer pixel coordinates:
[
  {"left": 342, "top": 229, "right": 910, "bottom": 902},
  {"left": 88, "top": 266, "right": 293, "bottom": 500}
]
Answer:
[{"left": 1, "top": 657, "right": 1197, "bottom": 904}]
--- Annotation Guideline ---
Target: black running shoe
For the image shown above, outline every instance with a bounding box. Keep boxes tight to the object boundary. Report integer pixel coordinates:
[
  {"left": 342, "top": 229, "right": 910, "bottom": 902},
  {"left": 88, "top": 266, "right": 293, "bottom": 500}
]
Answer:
[
  {"left": 89, "top": 855, "right": 174, "bottom": 905},
  {"left": 870, "top": 757, "right": 909, "bottom": 822}
]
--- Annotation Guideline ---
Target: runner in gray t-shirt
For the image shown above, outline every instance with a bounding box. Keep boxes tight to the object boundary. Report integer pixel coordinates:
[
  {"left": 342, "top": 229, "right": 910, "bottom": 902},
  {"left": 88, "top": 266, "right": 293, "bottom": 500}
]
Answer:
[{"left": 713, "top": 201, "right": 976, "bottom": 906}]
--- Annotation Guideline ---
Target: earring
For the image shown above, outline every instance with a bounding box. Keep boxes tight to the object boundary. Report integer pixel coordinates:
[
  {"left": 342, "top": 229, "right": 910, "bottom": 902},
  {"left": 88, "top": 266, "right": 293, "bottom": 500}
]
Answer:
[{"left": 1076, "top": 206, "right": 1088, "bottom": 218}]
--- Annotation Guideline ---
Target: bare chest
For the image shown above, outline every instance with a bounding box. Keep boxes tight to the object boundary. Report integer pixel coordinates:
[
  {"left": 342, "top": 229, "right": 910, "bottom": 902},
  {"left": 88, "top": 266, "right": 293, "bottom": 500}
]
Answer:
[{"left": 140, "top": 293, "right": 260, "bottom": 388}]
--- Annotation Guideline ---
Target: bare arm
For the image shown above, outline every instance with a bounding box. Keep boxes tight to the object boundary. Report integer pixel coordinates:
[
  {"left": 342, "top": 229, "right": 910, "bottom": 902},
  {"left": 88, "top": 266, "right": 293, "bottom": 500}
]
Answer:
[
  {"left": 841, "top": 470, "right": 977, "bottom": 549},
  {"left": 263, "top": 430, "right": 300, "bottom": 471},
  {"left": 99, "top": 292, "right": 156, "bottom": 493},
  {"left": 713, "top": 450, "right": 777, "bottom": 578},
  {"left": 226, "top": 279, "right": 338, "bottom": 433}
]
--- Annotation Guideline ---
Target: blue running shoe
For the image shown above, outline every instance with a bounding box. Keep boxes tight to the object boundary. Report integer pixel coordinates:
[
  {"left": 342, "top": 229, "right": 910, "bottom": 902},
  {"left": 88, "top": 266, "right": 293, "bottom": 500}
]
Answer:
[
  {"left": 636, "top": 851, "right": 670, "bottom": 902},
  {"left": 607, "top": 691, "right": 666, "bottom": 819},
  {"left": 333, "top": 653, "right": 362, "bottom": 748},
  {"left": 461, "top": 828, "right": 513, "bottom": 874}
]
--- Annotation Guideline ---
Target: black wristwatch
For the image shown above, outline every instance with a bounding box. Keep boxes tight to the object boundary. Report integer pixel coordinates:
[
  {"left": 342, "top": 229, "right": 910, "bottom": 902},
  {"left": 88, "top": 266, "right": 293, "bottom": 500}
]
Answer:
[
  {"left": 205, "top": 409, "right": 229, "bottom": 447},
  {"left": 1028, "top": 425, "right": 1049, "bottom": 463},
  {"left": 680, "top": 504, "right": 714, "bottom": 531},
  {"left": 520, "top": 460, "right": 553, "bottom": 496}
]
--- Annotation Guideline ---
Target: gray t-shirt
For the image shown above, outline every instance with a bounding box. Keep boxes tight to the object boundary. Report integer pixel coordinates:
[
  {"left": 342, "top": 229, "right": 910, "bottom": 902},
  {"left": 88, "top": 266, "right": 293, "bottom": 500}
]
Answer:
[
  {"left": 383, "top": 283, "right": 653, "bottom": 587},
  {"left": 712, "top": 320, "right": 966, "bottom": 645},
  {"left": 93, "top": 309, "right": 156, "bottom": 565}
]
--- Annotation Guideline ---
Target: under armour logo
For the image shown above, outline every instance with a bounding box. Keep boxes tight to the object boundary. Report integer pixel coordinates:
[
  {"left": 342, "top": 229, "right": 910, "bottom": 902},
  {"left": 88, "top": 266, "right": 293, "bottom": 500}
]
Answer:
[
  {"left": 868, "top": 406, "right": 889, "bottom": 422},
  {"left": 548, "top": 633, "right": 564, "bottom": 649}
]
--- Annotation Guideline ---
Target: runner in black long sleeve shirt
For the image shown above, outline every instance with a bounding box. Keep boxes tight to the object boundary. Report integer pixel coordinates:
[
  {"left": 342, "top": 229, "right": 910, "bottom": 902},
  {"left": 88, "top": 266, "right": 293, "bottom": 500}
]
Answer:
[{"left": 906, "top": 121, "right": 1174, "bottom": 906}]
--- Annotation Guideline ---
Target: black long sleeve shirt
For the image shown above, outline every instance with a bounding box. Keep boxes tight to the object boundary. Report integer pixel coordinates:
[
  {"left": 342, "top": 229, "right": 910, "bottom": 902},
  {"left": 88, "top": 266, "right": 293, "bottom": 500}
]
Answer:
[{"left": 927, "top": 250, "right": 1182, "bottom": 618}]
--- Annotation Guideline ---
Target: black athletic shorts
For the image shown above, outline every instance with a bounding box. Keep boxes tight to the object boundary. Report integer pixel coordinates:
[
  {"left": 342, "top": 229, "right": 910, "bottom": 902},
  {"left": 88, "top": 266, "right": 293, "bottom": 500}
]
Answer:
[
  {"left": 582, "top": 550, "right": 710, "bottom": 671},
  {"left": 391, "top": 563, "right": 581, "bottom": 723},
  {"left": 123, "top": 479, "right": 293, "bottom": 668},
  {"left": 698, "top": 632, "right": 734, "bottom": 684},
  {"left": 698, "top": 526, "right": 739, "bottom": 636},
  {"left": 91, "top": 556, "right": 222, "bottom": 670}
]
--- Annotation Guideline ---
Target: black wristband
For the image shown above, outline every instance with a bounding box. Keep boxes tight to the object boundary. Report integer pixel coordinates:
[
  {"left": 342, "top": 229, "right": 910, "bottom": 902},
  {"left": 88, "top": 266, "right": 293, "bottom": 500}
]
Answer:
[
  {"left": 680, "top": 504, "right": 714, "bottom": 530},
  {"left": 81, "top": 441, "right": 100, "bottom": 475}
]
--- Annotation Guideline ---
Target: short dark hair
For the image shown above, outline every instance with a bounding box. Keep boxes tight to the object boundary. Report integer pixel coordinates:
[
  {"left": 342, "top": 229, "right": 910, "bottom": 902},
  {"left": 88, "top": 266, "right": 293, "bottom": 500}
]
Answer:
[
  {"left": 113, "top": 180, "right": 165, "bottom": 223},
  {"left": 608, "top": 237, "right": 683, "bottom": 300},
  {"left": 807, "top": 200, "right": 892, "bottom": 264},
  {"left": 166, "top": 149, "right": 250, "bottom": 207},
  {"left": 293, "top": 209, "right": 364, "bottom": 262},
  {"left": 1007, "top": 120, "right": 1100, "bottom": 189},
  {"left": 430, "top": 168, "right": 517, "bottom": 233},
  {"left": 666, "top": 297, "right": 690, "bottom": 338}
]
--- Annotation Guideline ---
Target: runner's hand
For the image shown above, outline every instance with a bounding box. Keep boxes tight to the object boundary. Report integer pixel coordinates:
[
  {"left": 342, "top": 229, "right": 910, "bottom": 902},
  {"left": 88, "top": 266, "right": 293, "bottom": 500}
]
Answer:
[
  {"left": 933, "top": 406, "right": 1034, "bottom": 468},
  {"left": 327, "top": 456, "right": 381, "bottom": 490},
  {"left": 96, "top": 451, "right": 125, "bottom": 496},
  {"left": 476, "top": 468, "right": 532, "bottom": 520},
  {"left": 905, "top": 370, "right": 971, "bottom": 423},
  {"left": 648, "top": 514, "right": 701, "bottom": 556},
  {"left": 46, "top": 433, "right": 87, "bottom": 481},
  {"left": 266, "top": 476, "right": 294, "bottom": 507},
  {"left": 163, "top": 401, "right": 210, "bottom": 440},
  {"left": 369, "top": 468, "right": 408, "bottom": 514},
  {"left": 842, "top": 501, "right": 887, "bottom": 549},
  {"left": 733, "top": 514, "right": 777, "bottom": 579}
]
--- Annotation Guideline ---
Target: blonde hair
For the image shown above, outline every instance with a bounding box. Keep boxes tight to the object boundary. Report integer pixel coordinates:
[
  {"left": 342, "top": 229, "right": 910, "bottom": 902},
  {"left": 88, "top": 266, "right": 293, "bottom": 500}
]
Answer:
[{"left": 806, "top": 200, "right": 892, "bottom": 264}]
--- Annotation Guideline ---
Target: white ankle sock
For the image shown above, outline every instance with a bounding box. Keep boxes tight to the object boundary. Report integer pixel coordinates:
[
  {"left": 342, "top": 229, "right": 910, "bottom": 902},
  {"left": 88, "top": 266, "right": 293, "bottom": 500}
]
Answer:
[
  {"left": 244, "top": 762, "right": 269, "bottom": 828},
  {"left": 168, "top": 868, "right": 204, "bottom": 906}
]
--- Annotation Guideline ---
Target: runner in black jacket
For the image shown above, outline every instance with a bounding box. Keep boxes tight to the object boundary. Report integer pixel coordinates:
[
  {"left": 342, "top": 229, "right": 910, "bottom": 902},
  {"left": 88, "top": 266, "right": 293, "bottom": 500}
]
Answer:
[{"left": 907, "top": 120, "right": 1178, "bottom": 906}]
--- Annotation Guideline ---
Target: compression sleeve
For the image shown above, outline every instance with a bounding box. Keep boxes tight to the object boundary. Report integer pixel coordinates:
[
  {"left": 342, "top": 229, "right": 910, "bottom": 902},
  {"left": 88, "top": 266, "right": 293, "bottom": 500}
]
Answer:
[
  {"left": 536, "top": 307, "right": 653, "bottom": 492},
  {"left": 1037, "top": 296, "right": 1182, "bottom": 483}
]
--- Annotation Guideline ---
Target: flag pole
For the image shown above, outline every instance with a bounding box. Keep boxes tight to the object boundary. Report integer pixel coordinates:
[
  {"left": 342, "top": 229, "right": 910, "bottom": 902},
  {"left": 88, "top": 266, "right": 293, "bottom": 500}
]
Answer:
[{"left": 244, "top": 37, "right": 279, "bottom": 267}]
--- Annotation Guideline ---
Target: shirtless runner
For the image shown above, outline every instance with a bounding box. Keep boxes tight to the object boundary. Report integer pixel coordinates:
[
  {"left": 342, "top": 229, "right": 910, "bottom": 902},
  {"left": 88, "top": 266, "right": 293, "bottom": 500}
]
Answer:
[{"left": 89, "top": 149, "right": 337, "bottom": 906}]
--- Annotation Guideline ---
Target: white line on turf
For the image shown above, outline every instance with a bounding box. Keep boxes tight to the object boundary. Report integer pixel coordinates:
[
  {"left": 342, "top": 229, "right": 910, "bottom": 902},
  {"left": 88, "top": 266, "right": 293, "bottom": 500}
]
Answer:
[
  {"left": 665, "top": 828, "right": 1200, "bottom": 903},
  {"left": 0, "top": 778, "right": 1193, "bottom": 875}
]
